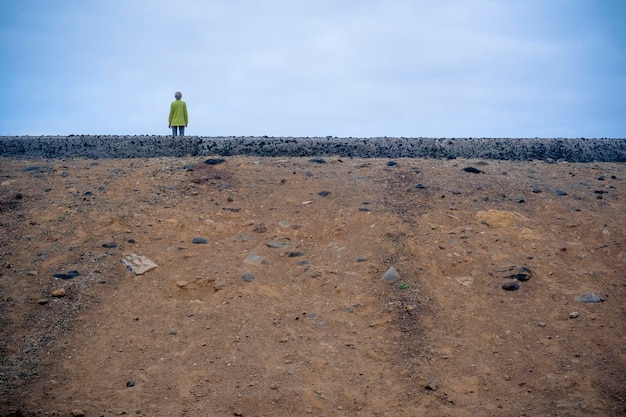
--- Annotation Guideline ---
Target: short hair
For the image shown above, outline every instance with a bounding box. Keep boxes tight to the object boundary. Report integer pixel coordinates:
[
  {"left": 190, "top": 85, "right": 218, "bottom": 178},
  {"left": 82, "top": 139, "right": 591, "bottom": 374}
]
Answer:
[{"left": 175, "top": 91, "right": 182, "bottom": 99}]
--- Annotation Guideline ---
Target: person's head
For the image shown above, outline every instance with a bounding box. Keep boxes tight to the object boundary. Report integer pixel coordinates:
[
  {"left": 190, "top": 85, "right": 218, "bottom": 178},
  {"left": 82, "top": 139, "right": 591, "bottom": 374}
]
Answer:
[{"left": 174, "top": 91, "right": 182, "bottom": 100}]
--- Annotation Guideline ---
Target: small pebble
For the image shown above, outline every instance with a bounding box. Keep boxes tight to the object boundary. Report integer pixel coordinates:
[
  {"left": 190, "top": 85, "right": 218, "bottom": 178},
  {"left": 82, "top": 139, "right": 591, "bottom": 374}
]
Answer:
[
  {"left": 191, "top": 237, "right": 209, "bottom": 244},
  {"left": 425, "top": 378, "right": 437, "bottom": 391},
  {"left": 241, "top": 273, "right": 255, "bottom": 283},
  {"left": 576, "top": 293, "right": 604, "bottom": 303},
  {"left": 53, "top": 270, "right": 80, "bottom": 280},
  {"left": 51, "top": 288, "right": 66, "bottom": 297},
  {"left": 463, "top": 167, "right": 484, "bottom": 174},
  {"left": 502, "top": 281, "right": 520, "bottom": 291},
  {"left": 381, "top": 266, "right": 400, "bottom": 283},
  {"left": 569, "top": 311, "right": 580, "bottom": 319}
]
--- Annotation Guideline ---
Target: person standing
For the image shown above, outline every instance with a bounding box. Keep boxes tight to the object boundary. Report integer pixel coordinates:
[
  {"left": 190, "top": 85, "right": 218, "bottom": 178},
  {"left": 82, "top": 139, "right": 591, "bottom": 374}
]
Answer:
[{"left": 168, "top": 91, "right": 188, "bottom": 136}]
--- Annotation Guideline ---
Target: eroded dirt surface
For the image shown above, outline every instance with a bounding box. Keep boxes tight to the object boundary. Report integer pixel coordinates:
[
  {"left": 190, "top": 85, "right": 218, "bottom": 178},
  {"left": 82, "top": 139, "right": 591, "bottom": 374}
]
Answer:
[{"left": 0, "top": 156, "right": 625, "bottom": 416}]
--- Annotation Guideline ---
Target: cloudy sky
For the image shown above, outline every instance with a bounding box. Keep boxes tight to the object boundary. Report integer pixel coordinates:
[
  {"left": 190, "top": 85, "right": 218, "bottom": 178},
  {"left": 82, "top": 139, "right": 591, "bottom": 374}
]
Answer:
[{"left": 1, "top": 0, "right": 624, "bottom": 137}]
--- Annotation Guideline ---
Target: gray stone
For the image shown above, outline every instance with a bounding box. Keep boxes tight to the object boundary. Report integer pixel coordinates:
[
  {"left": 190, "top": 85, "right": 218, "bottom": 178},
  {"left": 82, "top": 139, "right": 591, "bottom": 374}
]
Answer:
[
  {"left": 381, "top": 266, "right": 400, "bottom": 283},
  {"left": 576, "top": 293, "right": 604, "bottom": 303}
]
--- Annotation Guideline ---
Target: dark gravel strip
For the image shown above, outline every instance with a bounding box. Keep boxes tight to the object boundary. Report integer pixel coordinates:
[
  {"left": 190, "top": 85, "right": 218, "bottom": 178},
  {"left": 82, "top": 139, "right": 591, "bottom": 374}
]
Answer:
[{"left": 1, "top": 136, "right": 625, "bottom": 162}]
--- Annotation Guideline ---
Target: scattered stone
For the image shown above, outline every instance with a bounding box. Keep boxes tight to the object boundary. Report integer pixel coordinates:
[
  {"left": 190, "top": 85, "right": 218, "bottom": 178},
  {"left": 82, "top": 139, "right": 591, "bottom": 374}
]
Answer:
[
  {"left": 71, "top": 410, "right": 85, "bottom": 417},
  {"left": 532, "top": 188, "right": 542, "bottom": 193},
  {"left": 356, "top": 256, "right": 368, "bottom": 262},
  {"left": 502, "top": 281, "right": 520, "bottom": 291},
  {"left": 278, "top": 220, "right": 291, "bottom": 228},
  {"left": 309, "top": 158, "right": 326, "bottom": 164},
  {"left": 83, "top": 191, "right": 93, "bottom": 196},
  {"left": 515, "top": 197, "right": 526, "bottom": 203},
  {"left": 381, "top": 266, "right": 400, "bottom": 283},
  {"left": 223, "top": 207, "right": 240, "bottom": 212},
  {"left": 576, "top": 293, "right": 604, "bottom": 303},
  {"left": 415, "top": 183, "right": 428, "bottom": 189},
  {"left": 126, "top": 380, "right": 136, "bottom": 387},
  {"left": 287, "top": 251, "right": 305, "bottom": 258},
  {"left": 53, "top": 270, "right": 80, "bottom": 280},
  {"left": 51, "top": 288, "right": 66, "bottom": 297},
  {"left": 192, "top": 237, "right": 209, "bottom": 244},
  {"left": 204, "top": 158, "right": 226, "bottom": 165},
  {"left": 463, "top": 167, "right": 484, "bottom": 174},
  {"left": 538, "top": 322, "right": 547, "bottom": 327},
  {"left": 386, "top": 161, "right": 398, "bottom": 166},
  {"left": 506, "top": 267, "right": 532, "bottom": 282},
  {"left": 121, "top": 254, "right": 158, "bottom": 275},
  {"left": 425, "top": 378, "right": 437, "bottom": 391},
  {"left": 569, "top": 311, "right": 580, "bottom": 319},
  {"left": 37, "top": 298, "right": 49, "bottom": 305},
  {"left": 241, "top": 273, "right": 255, "bottom": 283},
  {"left": 266, "top": 242, "right": 289, "bottom": 248},
  {"left": 102, "top": 242, "right": 118, "bottom": 249},
  {"left": 253, "top": 224, "right": 267, "bottom": 233},
  {"left": 318, "top": 191, "right": 331, "bottom": 197},
  {"left": 455, "top": 276, "right": 474, "bottom": 287},
  {"left": 169, "top": 329, "right": 177, "bottom": 335},
  {"left": 244, "top": 254, "right": 264, "bottom": 265},
  {"left": 21, "top": 165, "right": 39, "bottom": 172},
  {"left": 556, "top": 189, "right": 568, "bottom": 196}
]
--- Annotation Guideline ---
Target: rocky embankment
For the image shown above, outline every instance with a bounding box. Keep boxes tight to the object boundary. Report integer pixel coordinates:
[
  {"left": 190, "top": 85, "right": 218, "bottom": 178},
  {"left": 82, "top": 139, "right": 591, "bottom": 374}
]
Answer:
[{"left": 1, "top": 136, "right": 625, "bottom": 162}]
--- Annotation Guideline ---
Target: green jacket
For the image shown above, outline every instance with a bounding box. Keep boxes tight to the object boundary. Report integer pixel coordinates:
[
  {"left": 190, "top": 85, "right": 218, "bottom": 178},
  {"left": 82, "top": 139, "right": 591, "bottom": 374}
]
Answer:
[{"left": 169, "top": 99, "right": 188, "bottom": 126}]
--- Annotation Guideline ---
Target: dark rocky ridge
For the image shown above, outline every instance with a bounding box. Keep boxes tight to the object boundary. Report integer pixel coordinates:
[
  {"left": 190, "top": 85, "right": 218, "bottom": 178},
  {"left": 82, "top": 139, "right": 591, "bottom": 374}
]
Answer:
[{"left": 1, "top": 136, "right": 625, "bottom": 162}]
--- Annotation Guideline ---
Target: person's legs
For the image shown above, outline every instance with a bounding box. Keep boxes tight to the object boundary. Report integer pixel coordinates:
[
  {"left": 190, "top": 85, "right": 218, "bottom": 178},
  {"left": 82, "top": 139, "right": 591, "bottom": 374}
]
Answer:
[
  {"left": 172, "top": 126, "right": 178, "bottom": 137},
  {"left": 179, "top": 126, "right": 185, "bottom": 136}
]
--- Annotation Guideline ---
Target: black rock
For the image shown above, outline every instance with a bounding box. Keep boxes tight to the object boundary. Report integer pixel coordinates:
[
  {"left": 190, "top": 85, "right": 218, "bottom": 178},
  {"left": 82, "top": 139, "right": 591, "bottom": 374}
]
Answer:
[
  {"left": 502, "top": 281, "right": 520, "bottom": 291},
  {"left": 22, "top": 166, "right": 39, "bottom": 172},
  {"left": 287, "top": 251, "right": 305, "bottom": 257},
  {"left": 102, "top": 242, "right": 118, "bottom": 249},
  {"left": 204, "top": 158, "right": 226, "bottom": 165},
  {"left": 556, "top": 189, "right": 568, "bottom": 196},
  {"left": 241, "top": 273, "right": 255, "bottom": 283},
  {"left": 223, "top": 207, "right": 240, "bottom": 212},
  {"left": 126, "top": 380, "right": 136, "bottom": 388},
  {"left": 309, "top": 158, "right": 326, "bottom": 164},
  {"left": 386, "top": 161, "right": 398, "bottom": 166},
  {"left": 191, "top": 237, "right": 208, "bottom": 244},
  {"left": 415, "top": 183, "right": 428, "bottom": 189},
  {"left": 318, "top": 191, "right": 331, "bottom": 197},
  {"left": 53, "top": 270, "right": 80, "bottom": 280},
  {"left": 532, "top": 188, "right": 542, "bottom": 193},
  {"left": 507, "top": 266, "right": 532, "bottom": 281},
  {"left": 463, "top": 167, "right": 484, "bottom": 174}
]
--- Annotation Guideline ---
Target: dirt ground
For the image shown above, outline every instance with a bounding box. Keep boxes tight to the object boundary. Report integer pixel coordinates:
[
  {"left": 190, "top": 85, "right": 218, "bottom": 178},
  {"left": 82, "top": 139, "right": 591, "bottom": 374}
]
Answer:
[{"left": 0, "top": 155, "right": 624, "bottom": 417}]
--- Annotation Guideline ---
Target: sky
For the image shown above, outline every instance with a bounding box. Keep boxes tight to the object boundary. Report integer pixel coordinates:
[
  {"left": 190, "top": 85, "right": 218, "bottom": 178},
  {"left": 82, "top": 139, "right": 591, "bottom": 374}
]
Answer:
[{"left": 0, "top": 0, "right": 625, "bottom": 138}]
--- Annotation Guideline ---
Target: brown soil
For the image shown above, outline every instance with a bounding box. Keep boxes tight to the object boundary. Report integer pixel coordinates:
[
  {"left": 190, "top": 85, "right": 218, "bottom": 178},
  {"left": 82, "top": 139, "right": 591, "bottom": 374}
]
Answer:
[{"left": 0, "top": 156, "right": 624, "bottom": 417}]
